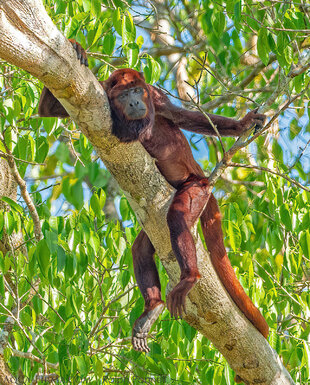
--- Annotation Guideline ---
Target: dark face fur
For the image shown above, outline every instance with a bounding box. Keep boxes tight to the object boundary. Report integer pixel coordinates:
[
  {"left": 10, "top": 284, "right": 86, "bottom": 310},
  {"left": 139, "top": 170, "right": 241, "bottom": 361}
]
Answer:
[{"left": 104, "top": 69, "right": 155, "bottom": 142}]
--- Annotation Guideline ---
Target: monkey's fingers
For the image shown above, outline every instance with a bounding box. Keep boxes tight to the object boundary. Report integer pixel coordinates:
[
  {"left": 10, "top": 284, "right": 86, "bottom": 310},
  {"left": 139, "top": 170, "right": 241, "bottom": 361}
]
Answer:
[
  {"left": 181, "top": 295, "right": 187, "bottom": 315},
  {"left": 167, "top": 293, "right": 177, "bottom": 319},
  {"left": 253, "top": 117, "right": 266, "bottom": 133},
  {"left": 167, "top": 292, "right": 182, "bottom": 319},
  {"left": 68, "top": 39, "right": 88, "bottom": 67}
]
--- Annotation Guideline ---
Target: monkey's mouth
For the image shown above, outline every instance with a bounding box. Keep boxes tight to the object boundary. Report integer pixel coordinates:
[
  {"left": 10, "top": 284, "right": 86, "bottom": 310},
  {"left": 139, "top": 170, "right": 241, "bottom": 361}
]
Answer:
[
  {"left": 127, "top": 108, "right": 147, "bottom": 120},
  {"left": 111, "top": 109, "right": 153, "bottom": 143}
]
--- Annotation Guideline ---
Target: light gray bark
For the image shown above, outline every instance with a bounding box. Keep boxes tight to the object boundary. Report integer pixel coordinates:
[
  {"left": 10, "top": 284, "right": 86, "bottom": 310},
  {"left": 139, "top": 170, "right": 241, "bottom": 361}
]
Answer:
[
  {"left": 0, "top": 1, "right": 295, "bottom": 384},
  {"left": 0, "top": 158, "right": 18, "bottom": 385}
]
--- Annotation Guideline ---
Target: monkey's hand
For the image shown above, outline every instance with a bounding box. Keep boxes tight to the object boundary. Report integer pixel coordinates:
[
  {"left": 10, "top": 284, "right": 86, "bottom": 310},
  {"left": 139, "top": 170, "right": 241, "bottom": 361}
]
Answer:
[
  {"left": 68, "top": 39, "right": 88, "bottom": 67},
  {"left": 238, "top": 108, "right": 266, "bottom": 134}
]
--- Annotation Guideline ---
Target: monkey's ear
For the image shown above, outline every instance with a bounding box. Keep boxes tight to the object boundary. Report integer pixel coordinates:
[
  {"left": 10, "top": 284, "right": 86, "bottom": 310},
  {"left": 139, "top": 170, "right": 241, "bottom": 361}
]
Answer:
[{"left": 139, "top": 71, "right": 145, "bottom": 80}]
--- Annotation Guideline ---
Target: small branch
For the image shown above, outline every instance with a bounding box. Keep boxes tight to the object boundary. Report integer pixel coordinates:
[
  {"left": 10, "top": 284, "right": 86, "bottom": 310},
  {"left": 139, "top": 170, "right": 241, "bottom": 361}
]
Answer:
[
  {"left": 0, "top": 150, "right": 46, "bottom": 166},
  {"left": 0, "top": 143, "right": 42, "bottom": 241},
  {"left": 0, "top": 303, "right": 44, "bottom": 359},
  {"left": 208, "top": 81, "right": 310, "bottom": 188},
  {"left": 255, "top": 261, "right": 301, "bottom": 307},
  {"left": 89, "top": 285, "right": 136, "bottom": 338},
  {"left": 203, "top": 54, "right": 278, "bottom": 110},
  {"left": 244, "top": 84, "right": 310, "bottom": 147},
  {"left": 11, "top": 349, "right": 58, "bottom": 370},
  {"left": 288, "top": 138, "right": 310, "bottom": 171},
  {"left": 24, "top": 278, "right": 65, "bottom": 323},
  {"left": 228, "top": 163, "right": 310, "bottom": 192}
]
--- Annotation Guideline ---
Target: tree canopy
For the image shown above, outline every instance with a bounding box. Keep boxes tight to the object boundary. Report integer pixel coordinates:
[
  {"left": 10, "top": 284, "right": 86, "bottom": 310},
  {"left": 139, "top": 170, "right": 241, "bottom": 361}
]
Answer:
[{"left": 0, "top": 0, "right": 309, "bottom": 384}]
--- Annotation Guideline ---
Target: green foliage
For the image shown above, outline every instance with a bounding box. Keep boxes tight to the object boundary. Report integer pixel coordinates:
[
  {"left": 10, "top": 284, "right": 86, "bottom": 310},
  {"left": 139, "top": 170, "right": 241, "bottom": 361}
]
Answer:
[{"left": 0, "top": 0, "right": 309, "bottom": 384}]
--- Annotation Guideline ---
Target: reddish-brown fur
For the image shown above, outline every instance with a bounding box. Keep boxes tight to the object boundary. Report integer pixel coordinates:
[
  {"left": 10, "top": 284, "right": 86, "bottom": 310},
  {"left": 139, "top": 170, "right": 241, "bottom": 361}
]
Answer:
[{"left": 38, "top": 41, "right": 268, "bottom": 352}]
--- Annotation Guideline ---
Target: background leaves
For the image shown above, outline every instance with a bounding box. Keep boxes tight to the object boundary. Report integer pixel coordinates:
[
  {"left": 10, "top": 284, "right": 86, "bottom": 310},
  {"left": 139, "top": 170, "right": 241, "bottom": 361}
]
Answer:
[{"left": 0, "top": 0, "right": 309, "bottom": 384}]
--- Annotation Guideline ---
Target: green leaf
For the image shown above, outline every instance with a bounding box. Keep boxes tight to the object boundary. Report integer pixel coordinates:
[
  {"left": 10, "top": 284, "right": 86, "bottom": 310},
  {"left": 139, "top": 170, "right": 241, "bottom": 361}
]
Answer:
[
  {"left": 212, "top": 12, "right": 226, "bottom": 36},
  {"left": 234, "top": 1, "right": 241, "bottom": 22},
  {"left": 119, "top": 197, "right": 129, "bottom": 220},
  {"left": 145, "top": 56, "right": 161, "bottom": 83},
  {"left": 64, "top": 318, "right": 75, "bottom": 341},
  {"left": 0, "top": 275, "right": 5, "bottom": 297},
  {"left": 4, "top": 212, "right": 15, "bottom": 235},
  {"left": 0, "top": 212, "right": 3, "bottom": 234},
  {"left": 303, "top": 340, "right": 310, "bottom": 378},
  {"left": 226, "top": 0, "right": 236, "bottom": 15},
  {"left": 280, "top": 205, "right": 292, "bottom": 231},
  {"left": 90, "top": 21, "right": 104, "bottom": 47},
  {"left": 300, "top": 231, "right": 310, "bottom": 259},
  {"left": 257, "top": 28, "right": 270, "bottom": 65},
  {"left": 71, "top": 180, "right": 84, "bottom": 210},
  {"left": 58, "top": 340, "right": 70, "bottom": 380},
  {"left": 122, "top": 11, "right": 136, "bottom": 46},
  {"left": 90, "top": 193, "right": 101, "bottom": 216},
  {"left": 93, "top": 357, "right": 104, "bottom": 378},
  {"left": 75, "top": 355, "right": 89, "bottom": 377},
  {"left": 0, "top": 197, "right": 23, "bottom": 213},
  {"left": 20, "top": 308, "right": 32, "bottom": 327},
  {"left": 127, "top": 42, "right": 139, "bottom": 67},
  {"left": 65, "top": 253, "right": 75, "bottom": 279},
  {"left": 35, "top": 136, "right": 49, "bottom": 163},
  {"left": 77, "top": 247, "right": 88, "bottom": 276},
  {"left": 57, "top": 245, "right": 67, "bottom": 272},
  {"left": 113, "top": 8, "right": 122, "bottom": 36},
  {"left": 284, "top": 45, "right": 293, "bottom": 65},
  {"left": 136, "top": 35, "right": 144, "bottom": 49},
  {"left": 293, "top": 74, "right": 304, "bottom": 93},
  {"left": 91, "top": 0, "right": 101, "bottom": 18},
  {"left": 45, "top": 230, "right": 58, "bottom": 254},
  {"left": 103, "top": 32, "right": 116, "bottom": 55},
  {"left": 98, "top": 190, "right": 106, "bottom": 209},
  {"left": 35, "top": 239, "right": 50, "bottom": 277}
]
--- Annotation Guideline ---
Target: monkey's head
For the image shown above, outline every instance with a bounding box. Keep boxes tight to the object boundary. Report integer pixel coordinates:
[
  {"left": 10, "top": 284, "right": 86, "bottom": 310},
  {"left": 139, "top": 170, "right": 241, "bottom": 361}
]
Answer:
[{"left": 103, "top": 69, "right": 155, "bottom": 142}]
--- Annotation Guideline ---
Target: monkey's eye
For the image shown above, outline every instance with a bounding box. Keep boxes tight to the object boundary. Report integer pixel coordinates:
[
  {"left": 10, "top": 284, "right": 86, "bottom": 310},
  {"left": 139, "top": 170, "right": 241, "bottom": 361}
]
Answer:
[
  {"left": 118, "top": 92, "right": 128, "bottom": 100},
  {"left": 134, "top": 87, "right": 143, "bottom": 94}
]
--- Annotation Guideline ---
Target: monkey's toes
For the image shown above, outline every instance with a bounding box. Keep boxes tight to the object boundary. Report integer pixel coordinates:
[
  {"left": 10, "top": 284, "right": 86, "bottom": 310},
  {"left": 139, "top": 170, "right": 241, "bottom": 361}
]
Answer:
[{"left": 132, "top": 333, "right": 150, "bottom": 353}]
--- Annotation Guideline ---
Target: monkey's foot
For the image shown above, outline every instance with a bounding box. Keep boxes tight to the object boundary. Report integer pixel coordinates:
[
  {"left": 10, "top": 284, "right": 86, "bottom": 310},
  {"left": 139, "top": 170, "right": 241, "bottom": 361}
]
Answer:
[
  {"left": 167, "top": 276, "right": 198, "bottom": 318},
  {"left": 132, "top": 303, "right": 165, "bottom": 353}
]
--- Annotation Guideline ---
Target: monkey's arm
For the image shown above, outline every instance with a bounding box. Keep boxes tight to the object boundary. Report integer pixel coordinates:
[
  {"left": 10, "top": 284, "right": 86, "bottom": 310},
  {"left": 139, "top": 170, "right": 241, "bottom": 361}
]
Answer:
[
  {"left": 149, "top": 85, "right": 265, "bottom": 136},
  {"left": 38, "top": 40, "right": 88, "bottom": 118},
  {"left": 38, "top": 87, "right": 69, "bottom": 118}
]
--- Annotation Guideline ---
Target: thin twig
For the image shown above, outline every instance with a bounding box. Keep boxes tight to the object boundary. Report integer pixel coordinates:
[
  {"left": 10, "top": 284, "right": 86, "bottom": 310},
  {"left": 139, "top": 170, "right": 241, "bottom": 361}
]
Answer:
[
  {"left": 11, "top": 349, "right": 58, "bottom": 370},
  {"left": 0, "top": 140, "right": 42, "bottom": 241},
  {"left": 89, "top": 285, "right": 136, "bottom": 338},
  {"left": 228, "top": 163, "right": 310, "bottom": 192}
]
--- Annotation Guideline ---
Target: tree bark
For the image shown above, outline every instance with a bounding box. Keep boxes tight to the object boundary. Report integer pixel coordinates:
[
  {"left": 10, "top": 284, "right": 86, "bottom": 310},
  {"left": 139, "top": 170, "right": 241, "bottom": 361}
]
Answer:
[
  {"left": 0, "top": 159, "right": 19, "bottom": 384},
  {"left": 0, "top": 1, "right": 295, "bottom": 384}
]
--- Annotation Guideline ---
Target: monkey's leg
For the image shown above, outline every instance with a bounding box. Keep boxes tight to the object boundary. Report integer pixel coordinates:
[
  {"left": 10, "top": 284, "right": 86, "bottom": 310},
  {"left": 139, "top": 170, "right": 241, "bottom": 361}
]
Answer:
[
  {"left": 166, "top": 176, "right": 210, "bottom": 318},
  {"left": 131, "top": 230, "right": 164, "bottom": 353},
  {"left": 200, "top": 194, "right": 269, "bottom": 338}
]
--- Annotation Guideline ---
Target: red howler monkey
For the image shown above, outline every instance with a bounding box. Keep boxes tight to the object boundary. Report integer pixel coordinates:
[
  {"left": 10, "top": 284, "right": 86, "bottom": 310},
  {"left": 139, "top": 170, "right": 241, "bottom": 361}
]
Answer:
[{"left": 39, "top": 40, "right": 268, "bottom": 352}]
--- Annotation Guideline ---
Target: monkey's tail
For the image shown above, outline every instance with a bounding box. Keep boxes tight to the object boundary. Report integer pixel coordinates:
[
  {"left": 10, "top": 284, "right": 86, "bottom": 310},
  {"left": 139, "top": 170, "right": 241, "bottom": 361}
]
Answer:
[{"left": 200, "top": 195, "right": 269, "bottom": 339}]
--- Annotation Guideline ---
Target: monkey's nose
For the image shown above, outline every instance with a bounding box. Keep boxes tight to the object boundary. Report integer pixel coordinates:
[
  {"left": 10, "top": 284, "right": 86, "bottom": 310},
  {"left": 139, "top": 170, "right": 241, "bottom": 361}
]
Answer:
[{"left": 129, "top": 100, "right": 140, "bottom": 107}]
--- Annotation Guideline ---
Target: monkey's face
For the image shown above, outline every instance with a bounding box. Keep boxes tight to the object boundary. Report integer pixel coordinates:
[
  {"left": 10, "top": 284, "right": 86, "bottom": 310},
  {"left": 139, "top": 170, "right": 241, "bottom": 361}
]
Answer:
[
  {"left": 103, "top": 69, "right": 155, "bottom": 142},
  {"left": 116, "top": 86, "right": 148, "bottom": 120}
]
